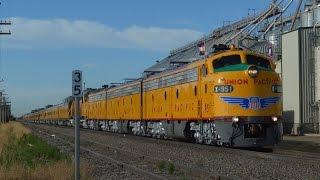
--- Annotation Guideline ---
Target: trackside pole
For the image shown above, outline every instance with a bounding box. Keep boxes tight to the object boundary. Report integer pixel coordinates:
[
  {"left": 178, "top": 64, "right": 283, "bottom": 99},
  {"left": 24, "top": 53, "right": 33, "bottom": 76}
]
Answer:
[
  {"left": 72, "top": 70, "right": 83, "bottom": 180},
  {"left": 74, "top": 97, "right": 80, "bottom": 180}
]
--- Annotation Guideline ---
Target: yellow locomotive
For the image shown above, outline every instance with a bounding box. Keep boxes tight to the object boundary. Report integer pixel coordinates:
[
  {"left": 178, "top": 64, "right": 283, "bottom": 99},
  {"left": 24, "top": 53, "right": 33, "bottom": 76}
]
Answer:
[{"left": 24, "top": 45, "right": 282, "bottom": 147}]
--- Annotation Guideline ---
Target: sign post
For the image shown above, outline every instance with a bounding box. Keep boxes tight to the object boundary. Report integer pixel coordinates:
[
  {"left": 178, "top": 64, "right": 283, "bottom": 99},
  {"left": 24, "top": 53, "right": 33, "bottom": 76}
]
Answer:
[{"left": 72, "top": 70, "right": 82, "bottom": 180}]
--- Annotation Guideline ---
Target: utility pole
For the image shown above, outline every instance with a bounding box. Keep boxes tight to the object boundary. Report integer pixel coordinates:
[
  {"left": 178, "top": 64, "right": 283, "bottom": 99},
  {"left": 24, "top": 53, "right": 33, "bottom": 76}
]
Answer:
[
  {"left": 0, "top": 2, "right": 11, "bottom": 35},
  {"left": 0, "top": 20, "right": 11, "bottom": 35},
  {"left": 0, "top": 2, "right": 11, "bottom": 123}
]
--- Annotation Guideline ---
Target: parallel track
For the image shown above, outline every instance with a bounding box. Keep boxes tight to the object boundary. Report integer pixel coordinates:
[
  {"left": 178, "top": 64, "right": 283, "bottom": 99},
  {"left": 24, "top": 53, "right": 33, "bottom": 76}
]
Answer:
[
  {"left": 28, "top": 123, "right": 228, "bottom": 180},
  {"left": 32, "top": 125, "right": 168, "bottom": 180},
  {"left": 73, "top": 123, "right": 320, "bottom": 162},
  {"left": 26, "top": 122, "right": 320, "bottom": 180},
  {"left": 30, "top": 122, "right": 320, "bottom": 163}
]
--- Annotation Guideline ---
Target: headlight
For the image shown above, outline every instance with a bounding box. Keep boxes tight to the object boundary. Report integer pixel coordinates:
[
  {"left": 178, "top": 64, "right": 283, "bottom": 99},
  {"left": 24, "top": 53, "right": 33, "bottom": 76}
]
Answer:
[
  {"left": 271, "top": 116, "right": 278, "bottom": 122},
  {"left": 247, "top": 66, "right": 259, "bottom": 78},
  {"left": 232, "top": 117, "right": 239, "bottom": 123},
  {"left": 272, "top": 85, "right": 282, "bottom": 93}
]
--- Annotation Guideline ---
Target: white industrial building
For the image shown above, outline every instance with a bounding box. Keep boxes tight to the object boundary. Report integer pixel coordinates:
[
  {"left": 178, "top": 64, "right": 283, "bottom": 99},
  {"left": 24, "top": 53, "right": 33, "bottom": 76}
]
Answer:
[{"left": 282, "top": 2, "right": 320, "bottom": 134}]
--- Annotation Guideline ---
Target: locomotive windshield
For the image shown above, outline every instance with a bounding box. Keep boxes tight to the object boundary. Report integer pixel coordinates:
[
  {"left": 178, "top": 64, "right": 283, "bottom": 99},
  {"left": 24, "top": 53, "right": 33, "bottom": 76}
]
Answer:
[
  {"left": 246, "top": 55, "right": 271, "bottom": 69},
  {"left": 213, "top": 55, "right": 241, "bottom": 71}
]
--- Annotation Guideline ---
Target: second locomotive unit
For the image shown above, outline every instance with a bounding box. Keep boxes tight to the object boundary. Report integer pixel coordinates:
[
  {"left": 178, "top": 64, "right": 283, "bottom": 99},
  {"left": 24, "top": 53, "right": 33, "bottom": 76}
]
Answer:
[{"left": 24, "top": 45, "right": 282, "bottom": 148}]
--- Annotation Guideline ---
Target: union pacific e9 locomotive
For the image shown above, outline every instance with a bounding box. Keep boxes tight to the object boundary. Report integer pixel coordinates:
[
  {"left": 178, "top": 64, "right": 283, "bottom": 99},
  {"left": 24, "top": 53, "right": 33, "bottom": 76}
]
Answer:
[{"left": 24, "top": 46, "right": 282, "bottom": 148}]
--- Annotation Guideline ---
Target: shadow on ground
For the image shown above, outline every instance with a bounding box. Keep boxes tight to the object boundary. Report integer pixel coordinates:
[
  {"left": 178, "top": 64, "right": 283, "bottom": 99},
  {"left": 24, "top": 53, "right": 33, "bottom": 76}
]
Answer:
[{"left": 275, "top": 139, "right": 320, "bottom": 153}]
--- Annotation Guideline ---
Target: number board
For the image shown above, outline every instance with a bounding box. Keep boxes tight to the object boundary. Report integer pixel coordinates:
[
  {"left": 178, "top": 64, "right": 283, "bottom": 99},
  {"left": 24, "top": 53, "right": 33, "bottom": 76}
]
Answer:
[{"left": 72, "top": 70, "right": 83, "bottom": 97}]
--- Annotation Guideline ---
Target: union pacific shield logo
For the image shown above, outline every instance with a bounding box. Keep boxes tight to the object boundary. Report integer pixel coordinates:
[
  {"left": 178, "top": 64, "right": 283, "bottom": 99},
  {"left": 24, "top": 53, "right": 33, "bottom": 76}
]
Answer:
[
  {"left": 249, "top": 97, "right": 260, "bottom": 110},
  {"left": 220, "top": 96, "right": 280, "bottom": 110}
]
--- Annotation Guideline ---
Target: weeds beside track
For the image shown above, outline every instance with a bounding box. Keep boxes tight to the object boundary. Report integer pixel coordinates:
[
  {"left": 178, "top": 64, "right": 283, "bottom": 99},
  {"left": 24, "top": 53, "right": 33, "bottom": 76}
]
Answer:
[{"left": 0, "top": 122, "right": 93, "bottom": 180}]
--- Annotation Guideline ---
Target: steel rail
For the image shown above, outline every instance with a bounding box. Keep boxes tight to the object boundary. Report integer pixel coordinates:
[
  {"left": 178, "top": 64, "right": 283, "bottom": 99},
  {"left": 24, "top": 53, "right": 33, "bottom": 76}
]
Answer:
[
  {"left": 34, "top": 126, "right": 167, "bottom": 180},
  {"left": 31, "top": 123, "right": 230, "bottom": 180},
  {"left": 28, "top": 122, "right": 320, "bottom": 163}
]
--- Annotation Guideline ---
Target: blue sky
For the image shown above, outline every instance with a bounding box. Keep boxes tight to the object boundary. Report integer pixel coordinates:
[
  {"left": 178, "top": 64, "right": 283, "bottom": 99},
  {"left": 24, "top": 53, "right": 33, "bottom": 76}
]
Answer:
[{"left": 0, "top": 0, "right": 276, "bottom": 116}]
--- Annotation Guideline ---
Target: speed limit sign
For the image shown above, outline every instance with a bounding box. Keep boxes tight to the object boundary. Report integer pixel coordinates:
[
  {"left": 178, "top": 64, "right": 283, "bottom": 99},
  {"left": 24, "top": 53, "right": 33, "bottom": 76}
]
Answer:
[{"left": 72, "top": 70, "right": 83, "bottom": 97}]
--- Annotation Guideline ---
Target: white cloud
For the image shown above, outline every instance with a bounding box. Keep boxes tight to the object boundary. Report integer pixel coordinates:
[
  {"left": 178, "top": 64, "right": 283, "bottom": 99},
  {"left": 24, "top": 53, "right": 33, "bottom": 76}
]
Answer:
[{"left": 3, "top": 17, "right": 203, "bottom": 51}]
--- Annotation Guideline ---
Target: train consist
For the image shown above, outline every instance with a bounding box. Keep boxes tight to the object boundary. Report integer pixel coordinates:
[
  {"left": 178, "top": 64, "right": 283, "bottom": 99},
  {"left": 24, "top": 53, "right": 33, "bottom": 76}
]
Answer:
[{"left": 24, "top": 46, "right": 282, "bottom": 147}]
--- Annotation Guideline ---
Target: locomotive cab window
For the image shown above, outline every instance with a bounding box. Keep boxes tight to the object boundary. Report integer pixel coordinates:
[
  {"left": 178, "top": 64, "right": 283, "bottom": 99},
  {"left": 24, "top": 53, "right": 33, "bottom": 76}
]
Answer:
[
  {"left": 213, "top": 55, "right": 241, "bottom": 72},
  {"left": 247, "top": 55, "right": 271, "bottom": 69}
]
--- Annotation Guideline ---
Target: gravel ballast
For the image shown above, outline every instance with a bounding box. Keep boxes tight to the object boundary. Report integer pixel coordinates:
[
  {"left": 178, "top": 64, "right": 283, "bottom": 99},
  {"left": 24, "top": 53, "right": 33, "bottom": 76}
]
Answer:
[{"left": 27, "top": 123, "right": 320, "bottom": 180}]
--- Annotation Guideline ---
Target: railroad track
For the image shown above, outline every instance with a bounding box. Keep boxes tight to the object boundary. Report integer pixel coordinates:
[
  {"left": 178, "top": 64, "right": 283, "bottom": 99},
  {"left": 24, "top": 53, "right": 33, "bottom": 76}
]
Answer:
[
  {"left": 51, "top": 123, "right": 320, "bottom": 162},
  {"left": 32, "top": 126, "right": 164, "bottom": 179},
  {"left": 27, "top": 123, "right": 228, "bottom": 180},
  {"left": 25, "top": 122, "right": 320, "bottom": 180}
]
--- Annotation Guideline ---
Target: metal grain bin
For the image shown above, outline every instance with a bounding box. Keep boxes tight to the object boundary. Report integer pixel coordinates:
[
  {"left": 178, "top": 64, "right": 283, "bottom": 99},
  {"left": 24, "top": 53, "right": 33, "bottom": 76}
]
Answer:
[{"left": 301, "top": 9, "right": 314, "bottom": 27}]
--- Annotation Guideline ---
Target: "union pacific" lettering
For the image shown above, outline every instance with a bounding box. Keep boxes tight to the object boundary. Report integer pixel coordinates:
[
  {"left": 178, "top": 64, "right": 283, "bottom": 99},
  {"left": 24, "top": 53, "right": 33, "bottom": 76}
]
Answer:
[
  {"left": 224, "top": 79, "right": 248, "bottom": 85},
  {"left": 222, "top": 78, "right": 279, "bottom": 85},
  {"left": 254, "top": 78, "right": 279, "bottom": 85}
]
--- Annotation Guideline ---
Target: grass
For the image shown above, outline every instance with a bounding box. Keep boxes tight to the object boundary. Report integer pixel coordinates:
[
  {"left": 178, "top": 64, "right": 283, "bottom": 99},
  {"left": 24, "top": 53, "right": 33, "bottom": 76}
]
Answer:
[
  {"left": 157, "top": 160, "right": 165, "bottom": 171},
  {"left": 0, "top": 133, "right": 68, "bottom": 169},
  {"left": 0, "top": 122, "right": 31, "bottom": 153},
  {"left": 157, "top": 160, "right": 175, "bottom": 175},
  {"left": 0, "top": 160, "right": 93, "bottom": 180},
  {"left": 0, "top": 122, "right": 93, "bottom": 179},
  {"left": 167, "top": 162, "right": 175, "bottom": 175}
]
